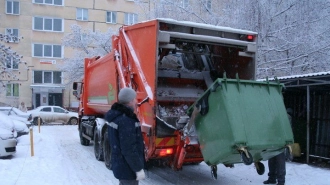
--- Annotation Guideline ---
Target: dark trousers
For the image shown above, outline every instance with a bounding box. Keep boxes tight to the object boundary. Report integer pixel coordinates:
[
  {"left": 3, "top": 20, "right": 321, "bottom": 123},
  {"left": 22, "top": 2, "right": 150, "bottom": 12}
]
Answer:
[
  {"left": 268, "top": 152, "right": 286, "bottom": 183},
  {"left": 119, "top": 180, "right": 139, "bottom": 185}
]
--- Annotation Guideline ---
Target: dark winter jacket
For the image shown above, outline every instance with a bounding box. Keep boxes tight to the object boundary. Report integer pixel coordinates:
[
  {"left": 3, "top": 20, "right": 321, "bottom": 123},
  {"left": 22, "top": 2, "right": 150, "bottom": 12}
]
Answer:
[{"left": 104, "top": 103, "right": 145, "bottom": 180}]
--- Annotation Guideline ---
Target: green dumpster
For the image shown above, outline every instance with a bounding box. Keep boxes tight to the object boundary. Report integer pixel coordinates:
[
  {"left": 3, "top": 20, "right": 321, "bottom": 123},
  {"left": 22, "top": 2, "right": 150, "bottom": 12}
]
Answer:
[{"left": 188, "top": 77, "right": 294, "bottom": 166}]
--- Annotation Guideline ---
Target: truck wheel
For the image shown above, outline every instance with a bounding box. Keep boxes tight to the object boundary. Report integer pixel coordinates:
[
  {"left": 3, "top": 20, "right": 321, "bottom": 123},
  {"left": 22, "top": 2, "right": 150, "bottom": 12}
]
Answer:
[
  {"left": 94, "top": 126, "right": 104, "bottom": 161},
  {"left": 79, "top": 123, "right": 90, "bottom": 146},
  {"left": 241, "top": 151, "right": 253, "bottom": 165},
  {"left": 68, "top": 117, "right": 78, "bottom": 125},
  {"left": 103, "top": 128, "right": 112, "bottom": 170}
]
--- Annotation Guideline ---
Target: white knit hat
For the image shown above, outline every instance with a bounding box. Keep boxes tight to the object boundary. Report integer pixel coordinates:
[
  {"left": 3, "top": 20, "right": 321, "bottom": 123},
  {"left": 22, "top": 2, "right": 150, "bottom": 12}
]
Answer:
[{"left": 118, "top": 87, "right": 136, "bottom": 104}]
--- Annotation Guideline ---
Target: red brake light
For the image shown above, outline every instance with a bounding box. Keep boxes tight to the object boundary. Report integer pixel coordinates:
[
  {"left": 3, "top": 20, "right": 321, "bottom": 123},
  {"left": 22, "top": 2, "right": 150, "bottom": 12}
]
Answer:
[
  {"left": 159, "top": 148, "right": 173, "bottom": 156},
  {"left": 247, "top": 35, "right": 254, "bottom": 41}
]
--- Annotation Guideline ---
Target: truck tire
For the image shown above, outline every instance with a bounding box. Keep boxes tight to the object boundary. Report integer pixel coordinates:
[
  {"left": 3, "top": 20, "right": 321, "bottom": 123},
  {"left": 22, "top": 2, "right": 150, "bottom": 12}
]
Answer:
[
  {"left": 103, "top": 128, "right": 112, "bottom": 170},
  {"left": 94, "top": 126, "right": 104, "bottom": 161},
  {"left": 79, "top": 124, "right": 90, "bottom": 146}
]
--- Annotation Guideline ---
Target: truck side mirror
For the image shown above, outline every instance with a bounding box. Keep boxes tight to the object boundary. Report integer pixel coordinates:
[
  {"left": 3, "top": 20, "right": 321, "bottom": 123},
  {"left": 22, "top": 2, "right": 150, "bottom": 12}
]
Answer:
[{"left": 73, "top": 82, "right": 78, "bottom": 90}]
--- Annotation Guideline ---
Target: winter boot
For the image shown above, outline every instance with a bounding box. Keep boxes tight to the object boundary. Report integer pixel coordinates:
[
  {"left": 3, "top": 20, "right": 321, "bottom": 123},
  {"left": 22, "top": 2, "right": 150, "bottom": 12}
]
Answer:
[{"left": 263, "top": 180, "right": 277, "bottom": 184}]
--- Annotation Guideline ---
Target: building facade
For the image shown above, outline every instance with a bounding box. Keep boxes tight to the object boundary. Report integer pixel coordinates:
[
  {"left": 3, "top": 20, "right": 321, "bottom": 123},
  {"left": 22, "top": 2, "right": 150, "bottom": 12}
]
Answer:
[{"left": 0, "top": 0, "right": 142, "bottom": 109}]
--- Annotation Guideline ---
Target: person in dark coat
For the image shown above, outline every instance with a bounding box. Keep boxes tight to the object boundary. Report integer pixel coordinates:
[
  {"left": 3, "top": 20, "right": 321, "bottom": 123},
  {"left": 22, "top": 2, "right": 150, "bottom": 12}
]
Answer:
[{"left": 105, "top": 87, "right": 145, "bottom": 185}]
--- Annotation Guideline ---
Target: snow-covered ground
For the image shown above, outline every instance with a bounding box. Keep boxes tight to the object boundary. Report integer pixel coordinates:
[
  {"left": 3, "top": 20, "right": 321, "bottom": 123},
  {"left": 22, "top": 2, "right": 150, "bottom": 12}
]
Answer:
[{"left": 0, "top": 125, "right": 329, "bottom": 185}]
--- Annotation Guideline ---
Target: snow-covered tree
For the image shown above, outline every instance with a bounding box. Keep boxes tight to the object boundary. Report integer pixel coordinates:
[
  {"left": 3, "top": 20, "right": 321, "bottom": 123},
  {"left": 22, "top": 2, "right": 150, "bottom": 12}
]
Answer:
[
  {"left": 0, "top": 32, "right": 26, "bottom": 92},
  {"left": 135, "top": 0, "right": 229, "bottom": 26},
  {"left": 135, "top": 0, "right": 330, "bottom": 79},
  {"left": 60, "top": 25, "right": 116, "bottom": 83},
  {"left": 255, "top": 0, "right": 330, "bottom": 78}
]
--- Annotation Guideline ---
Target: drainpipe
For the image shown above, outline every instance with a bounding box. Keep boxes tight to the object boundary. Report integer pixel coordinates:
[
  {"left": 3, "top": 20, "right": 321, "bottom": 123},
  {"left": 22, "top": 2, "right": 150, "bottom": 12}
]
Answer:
[
  {"left": 31, "top": 88, "right": 34, "bottom": 110},
  {"left": 306, "top": 85, "right": 310, "bottom": 164},
  {"left": 93, "top": 0, "right": 95, "bottom": 32}
]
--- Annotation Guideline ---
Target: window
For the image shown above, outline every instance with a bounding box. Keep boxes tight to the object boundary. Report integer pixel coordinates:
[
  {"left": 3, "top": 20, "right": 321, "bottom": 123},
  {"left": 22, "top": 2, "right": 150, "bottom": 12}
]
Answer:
[
  {"left": 33, "top": 17, "right": 63, "bottom": 32},
  {"left": 6, "top": 1, "right": 19, "bottom": 15},
  {"left": 33, "top": 44, "right": 62, "bottom": 58},
  {"left": 33, "top": 71, "right": 62, "bottom": 84},
  {"left": 53, "top": 71, "right": 62, "bottom": 84},
  {"left": 5, "top": 28, "right": 19, "bottom": 43},
  {"left": 40, "top": 107, "right": 51, "bottom": 112},
  {"left": 6, "top": 83, "right": 19, "bottom": 97},
  {"left": 54, "top": 107, "right": 65, "bottom": 113},
  {"left": 76, "top": 8, "right": 88, "bottom": 21},
  {"left": 6, "top": 56, "right": 19, "bottom": 69},
  {"left": 106, "top": 11, "right": 117, "bottom": 24},
  {"left": 181, "top": 0, "right": 189, "bottom": 8},
  {"left": 33, "top": 0, "right": 63, "bottom": 6},
  {"left": 124, "top": 13, "right": 138, "bottom": 25}
]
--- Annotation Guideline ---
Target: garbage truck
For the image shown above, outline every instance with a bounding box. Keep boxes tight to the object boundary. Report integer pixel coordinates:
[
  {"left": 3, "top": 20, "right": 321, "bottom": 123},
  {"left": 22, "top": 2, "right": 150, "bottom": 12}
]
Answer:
[{"left": 72, "top": 18, "right": 294, "bottom": 178}]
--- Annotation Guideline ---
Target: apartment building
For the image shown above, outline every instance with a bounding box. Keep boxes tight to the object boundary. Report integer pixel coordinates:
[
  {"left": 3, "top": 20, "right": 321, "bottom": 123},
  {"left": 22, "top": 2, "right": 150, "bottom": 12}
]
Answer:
[{"left": 0, "top": 0, "right": 143, "bottom": 109}]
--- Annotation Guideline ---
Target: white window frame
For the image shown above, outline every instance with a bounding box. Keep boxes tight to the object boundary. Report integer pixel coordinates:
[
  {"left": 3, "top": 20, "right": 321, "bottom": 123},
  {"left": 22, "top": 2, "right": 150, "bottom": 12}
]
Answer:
[
  {"left": 5, "top": 28, "right": 19, "bottom": 43},
  {"left": 33, "top": 43, "right": 63, "bottom": 58},
  {"left": 6, "top": 0, "right": 20, "bottom": 15},
  {"left": 6, "top": 56, "right": 19, "bottom": 70},
  {"left": 6, "top": 83, "right": 19, "bottom": 97},
  {"left": 76, "top": 8, "right": 88, "bottom": 21},
  {"left": 124, "top": 13, "right": 138, "bottom": 25},
  {"left": 106, "top": 11, "right": 117, "bottom": 24},
  {"left": 33, "top": 0, "right": 64, "bottom": 6},
  {"left": 33, "top": 17, "right": 63, "bottom": 32},
  {"left": 33, "top": 70, "right": 62, "bottom": 84}
]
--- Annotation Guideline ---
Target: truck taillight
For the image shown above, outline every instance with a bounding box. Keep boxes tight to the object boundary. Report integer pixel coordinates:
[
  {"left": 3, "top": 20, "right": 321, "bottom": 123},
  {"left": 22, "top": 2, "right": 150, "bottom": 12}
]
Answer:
[
  {"left": 157, "top": 148, "right": 173, "bottom": 156},
  {"left": 247, "top": 35, "right": 254, "bottom": 41}
]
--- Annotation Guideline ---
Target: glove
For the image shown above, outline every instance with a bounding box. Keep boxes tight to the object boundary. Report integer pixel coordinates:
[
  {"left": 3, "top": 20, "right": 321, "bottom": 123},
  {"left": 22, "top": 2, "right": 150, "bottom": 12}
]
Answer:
[{"left": 136, "top": 169, "right": 146, "bottom": 180}]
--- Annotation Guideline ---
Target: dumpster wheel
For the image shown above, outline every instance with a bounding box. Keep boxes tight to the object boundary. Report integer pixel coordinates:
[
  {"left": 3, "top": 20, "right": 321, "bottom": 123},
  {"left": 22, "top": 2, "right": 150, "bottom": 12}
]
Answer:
[
  {"left": 285, "top": 145, "right": 293, "bottom": 162},
  {"left": 211, "top": 165, "right": 217, "bottom": 179},
  {"left": 254, "top": 162, "right": 265, "bottom": 175},
  {"left": 240, "top": 150, "right": 253, "bottom": 165}
]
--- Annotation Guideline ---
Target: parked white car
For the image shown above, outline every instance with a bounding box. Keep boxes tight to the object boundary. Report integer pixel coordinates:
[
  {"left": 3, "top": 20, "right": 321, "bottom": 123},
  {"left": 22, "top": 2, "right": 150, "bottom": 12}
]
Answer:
[
  {"left": 0, "top": 113, "right": 17, "bottom": 157},
  {"left": 0, "top": 113, "right": 17, "bottom": 138},
  {"left": 28, "top": 106, "right": 78, "bottom": 125},
  {"left": 0, "top": 128, "right": 16, "bottom": 157},
  {"left": 0, "top": 107, "right": 32, "bottom": 127},
  {"left": 11, "top": 119, "right": 29, "bottom": 137}
]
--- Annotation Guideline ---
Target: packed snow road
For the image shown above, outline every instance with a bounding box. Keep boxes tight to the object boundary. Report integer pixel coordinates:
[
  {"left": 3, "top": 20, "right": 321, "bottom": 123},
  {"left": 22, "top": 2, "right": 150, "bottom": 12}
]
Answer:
[{"left": 0, "top": 125, "right": 329, "bottom": 185}]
